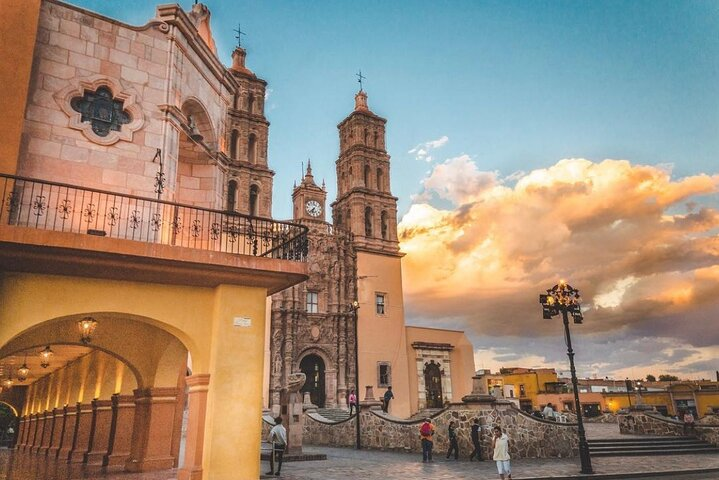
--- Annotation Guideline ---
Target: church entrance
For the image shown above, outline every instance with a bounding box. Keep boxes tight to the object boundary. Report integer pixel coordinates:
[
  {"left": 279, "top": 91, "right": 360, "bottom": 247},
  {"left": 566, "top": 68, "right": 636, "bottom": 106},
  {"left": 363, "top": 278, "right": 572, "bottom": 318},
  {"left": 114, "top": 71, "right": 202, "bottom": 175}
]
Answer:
[
  {"left": 299, "top": 354, "right": 326, "bottom": 408},
  {"left": 424, "top": 361, "right": 443, "bottom": 408}
]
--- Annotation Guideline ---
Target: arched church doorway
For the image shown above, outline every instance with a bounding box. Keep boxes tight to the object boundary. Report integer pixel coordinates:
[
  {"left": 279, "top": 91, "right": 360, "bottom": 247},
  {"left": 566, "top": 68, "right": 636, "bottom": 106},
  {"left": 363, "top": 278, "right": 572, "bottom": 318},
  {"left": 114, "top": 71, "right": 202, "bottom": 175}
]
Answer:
[
  {"left": 424, "top": 361, "right": 443, "bottom": 408},
  {"left": 299, "top": 354, "right": 325, "bottom": 408}
]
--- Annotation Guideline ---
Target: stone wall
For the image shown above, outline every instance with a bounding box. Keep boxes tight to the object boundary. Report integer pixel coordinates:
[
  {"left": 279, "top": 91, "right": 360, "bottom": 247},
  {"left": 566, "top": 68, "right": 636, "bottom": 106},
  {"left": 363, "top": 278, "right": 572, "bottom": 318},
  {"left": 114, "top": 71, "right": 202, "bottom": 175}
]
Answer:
[
  {"left": 304, "top": 402, "right": 578, "bottom": 459},
  {"left": 619, "top": 411, "right": 719, "bottom": 446},
  {"left": 586, "top": 412, "right": 617, "bottom": 423}
]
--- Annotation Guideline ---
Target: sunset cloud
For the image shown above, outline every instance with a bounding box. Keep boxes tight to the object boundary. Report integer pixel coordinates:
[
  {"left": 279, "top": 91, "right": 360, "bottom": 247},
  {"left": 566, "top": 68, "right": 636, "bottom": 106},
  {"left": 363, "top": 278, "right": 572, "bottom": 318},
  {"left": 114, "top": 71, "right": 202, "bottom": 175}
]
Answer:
[
  {"left": 400, "top": 157, "right": 719, "bottom": 378},
  {"left": 408, "top": 135, "right": 449, "bottom": 162}
]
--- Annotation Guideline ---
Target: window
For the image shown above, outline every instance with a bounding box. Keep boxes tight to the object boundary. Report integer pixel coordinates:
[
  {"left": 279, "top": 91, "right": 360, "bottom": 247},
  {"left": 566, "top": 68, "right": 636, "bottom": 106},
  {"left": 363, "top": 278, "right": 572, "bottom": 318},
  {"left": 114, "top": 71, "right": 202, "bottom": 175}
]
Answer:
[
  {"left": 364, "top": 207, "right": 373, "bottom": 236},
  {"left": 363, "top": 128, "right": 368, "bottom": 145},
  {"left": 230, "top": 130, "right": 239, "bottom": 160},
  {"left": 373, "top": 131, "right": 378, "bottom": 147},
  {"left": 378, "top": 362, "right": 391, "bottom": 387},
  {"left": 249, "top": 185, "right": 259, "bottom": 216},
  {"left": 363, "top": 164, "right": 370, "bottom": 187},
  {"left": 375, "top": 293, "right": 386, "bottom": 315},
  {"left": 519, "top": 384, "right": 526, "bottom": 397},
  {"left": 226, "top": 180, "right": 238, "bottom": 212},
  {"left": 381, "top": 211, "right": 388, "bottom": 239},
  {"left": 376, "top": 168, "right": 383, "bottom": 191},
  {"left": 248, "top": 133, "right": 257, "bottom": 163},
  {"left": 306, "top": 291, "right": 318, "bottom": 313},
  {"left": 248, "top": 93, "right": 255, "bottom": 113}
]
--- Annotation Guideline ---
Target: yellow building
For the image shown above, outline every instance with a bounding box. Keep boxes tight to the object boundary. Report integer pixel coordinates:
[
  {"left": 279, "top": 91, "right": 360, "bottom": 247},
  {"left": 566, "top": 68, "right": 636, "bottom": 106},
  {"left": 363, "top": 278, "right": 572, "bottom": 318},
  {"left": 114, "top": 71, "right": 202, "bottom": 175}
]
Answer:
[{"left": 497, "top": 368, "right": 563, "bottom": 411}]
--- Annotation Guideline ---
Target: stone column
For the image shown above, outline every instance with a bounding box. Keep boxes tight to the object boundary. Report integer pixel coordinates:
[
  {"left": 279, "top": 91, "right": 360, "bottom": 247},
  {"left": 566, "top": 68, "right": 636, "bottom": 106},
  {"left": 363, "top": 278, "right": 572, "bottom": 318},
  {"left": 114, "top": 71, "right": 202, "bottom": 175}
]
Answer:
[
  {"left": 462, "top": 375, "right": 498, "bottom": 405},
  {"left": 177, "top": 374, "right": 210, "bottom": 480},
  {"left": 104, "top": 394, "right": 135, "bottom": 466},
  {"left": 57, "top": 403, "right": 79, "bottom": 461},
  {"left": 68, "top": 402, "right": 94, "bottom": 463},
  {"left": 47, "top": 407, "right": 66, "bottom": 457},
  {"left": 125, "top": 387, "right": 178, "bottom": 472},
  {"left": 85, "top": 399, "right": 113, "bottom": 465}
]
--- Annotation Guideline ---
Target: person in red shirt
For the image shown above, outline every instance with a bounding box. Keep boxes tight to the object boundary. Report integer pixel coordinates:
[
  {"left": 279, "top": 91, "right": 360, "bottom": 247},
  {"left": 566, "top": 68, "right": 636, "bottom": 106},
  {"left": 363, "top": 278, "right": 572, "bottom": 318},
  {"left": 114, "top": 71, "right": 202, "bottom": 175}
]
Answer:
[{"left": 419, "top": 418, "right": 435, "bottom": 462}]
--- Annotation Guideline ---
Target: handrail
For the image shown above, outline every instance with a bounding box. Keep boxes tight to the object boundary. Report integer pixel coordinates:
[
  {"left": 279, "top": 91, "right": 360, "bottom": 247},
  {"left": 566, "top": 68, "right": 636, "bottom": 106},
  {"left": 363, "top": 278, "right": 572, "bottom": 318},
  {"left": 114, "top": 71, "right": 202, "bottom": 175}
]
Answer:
[{"left": 0, "top": 173, "right": 308, "bottom": 262}]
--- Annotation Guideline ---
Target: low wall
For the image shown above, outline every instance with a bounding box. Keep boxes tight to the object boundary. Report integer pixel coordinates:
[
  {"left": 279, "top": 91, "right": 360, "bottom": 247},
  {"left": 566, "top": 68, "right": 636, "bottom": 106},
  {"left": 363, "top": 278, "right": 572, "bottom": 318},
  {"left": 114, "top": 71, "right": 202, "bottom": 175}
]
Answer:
[
  {"left": 619, "top": 411, "right": 719, "bottom": 446},
  {"left": 304, "top": 402, "right": 578, "bottom": 459},
  {"left": 586, "top": 412, "right": 618, "bottom": 424}
]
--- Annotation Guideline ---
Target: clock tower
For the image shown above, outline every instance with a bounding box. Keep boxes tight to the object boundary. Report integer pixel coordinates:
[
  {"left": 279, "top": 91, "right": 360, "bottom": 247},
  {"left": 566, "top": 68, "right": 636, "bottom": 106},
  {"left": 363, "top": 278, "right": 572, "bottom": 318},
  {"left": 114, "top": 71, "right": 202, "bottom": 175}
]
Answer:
[{"left": 292, "top": 160, "right": 327, "bottom": 223}]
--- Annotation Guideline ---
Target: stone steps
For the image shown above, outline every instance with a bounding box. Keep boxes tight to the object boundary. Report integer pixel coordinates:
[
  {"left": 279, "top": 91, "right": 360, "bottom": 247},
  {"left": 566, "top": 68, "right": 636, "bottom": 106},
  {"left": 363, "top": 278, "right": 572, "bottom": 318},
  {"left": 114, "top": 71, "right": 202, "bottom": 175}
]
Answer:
[
  {"left": 588, "top": 436, "right": 719, "bottom": 457},
  {"left": 316, "top": 408, "right": 352, "bottom": 422}
]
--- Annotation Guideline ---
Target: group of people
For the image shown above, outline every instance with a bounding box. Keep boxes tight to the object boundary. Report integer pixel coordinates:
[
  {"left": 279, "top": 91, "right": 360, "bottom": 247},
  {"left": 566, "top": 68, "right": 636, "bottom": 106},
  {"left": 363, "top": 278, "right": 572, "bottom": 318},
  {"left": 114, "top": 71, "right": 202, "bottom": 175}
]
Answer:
[
  {"left": 347, "top": 386, "right": 394, "bottom": 414},
  {"left": 419, "top": 417, "right": 513, "bottom": 479}
]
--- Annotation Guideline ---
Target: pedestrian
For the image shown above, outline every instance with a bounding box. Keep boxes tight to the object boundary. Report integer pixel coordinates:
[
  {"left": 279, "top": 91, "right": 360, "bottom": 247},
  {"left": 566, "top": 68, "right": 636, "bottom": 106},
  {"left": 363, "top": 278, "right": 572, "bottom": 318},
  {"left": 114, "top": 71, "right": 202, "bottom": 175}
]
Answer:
[
  {"left": 419, "top": 417, "right": 435, "bottom": 463},
  {"left": 492, "top": 426, "right": 511, "bottom": 480},
  {"left": 683, "top": 410, "right": 695, "bottom": 436},
  {"left": 446, "top": 420, "right": 459, "bottom": 460},
  {"left": 348, "top": 389, "right": 357, "bottom": 416},
  {"left": 542, "top": 402, "right": 555, "bottom": 421},
  {"left": 469, "top": 418, "right": 482, "bottom": 461},
  {"left": 266, "top": 416, "right": 287, "bottom": 477},
  {"left": 382, "top": 386, "right": 394, "bottom": 413}
]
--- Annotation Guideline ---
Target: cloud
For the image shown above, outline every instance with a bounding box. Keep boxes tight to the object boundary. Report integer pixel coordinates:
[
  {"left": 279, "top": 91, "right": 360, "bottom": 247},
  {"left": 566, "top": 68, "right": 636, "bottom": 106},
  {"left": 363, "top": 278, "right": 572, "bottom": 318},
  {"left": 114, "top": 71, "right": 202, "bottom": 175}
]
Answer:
[
  {"left": 400, "top": 157, "right": 719, "bottom": 379},
  {"left": 408, "top": 135, "right": 449, "bottom": 162}
]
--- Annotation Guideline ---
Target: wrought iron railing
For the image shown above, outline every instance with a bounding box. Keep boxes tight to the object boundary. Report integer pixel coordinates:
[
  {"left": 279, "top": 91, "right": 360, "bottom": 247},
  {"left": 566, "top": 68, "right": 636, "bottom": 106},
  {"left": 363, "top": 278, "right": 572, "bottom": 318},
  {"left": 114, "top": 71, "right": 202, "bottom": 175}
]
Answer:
[{"left": 0, "top": 174, "right": 308, "bottom": 262}]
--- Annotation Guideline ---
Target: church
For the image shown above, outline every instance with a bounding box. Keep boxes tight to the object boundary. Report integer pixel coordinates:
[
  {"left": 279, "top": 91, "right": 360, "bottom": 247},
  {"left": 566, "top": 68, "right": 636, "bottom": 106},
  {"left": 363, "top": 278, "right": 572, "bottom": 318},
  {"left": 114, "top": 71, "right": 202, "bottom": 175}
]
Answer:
[{"left": 267, "top": 90, "right": 476, "bottom": 418}]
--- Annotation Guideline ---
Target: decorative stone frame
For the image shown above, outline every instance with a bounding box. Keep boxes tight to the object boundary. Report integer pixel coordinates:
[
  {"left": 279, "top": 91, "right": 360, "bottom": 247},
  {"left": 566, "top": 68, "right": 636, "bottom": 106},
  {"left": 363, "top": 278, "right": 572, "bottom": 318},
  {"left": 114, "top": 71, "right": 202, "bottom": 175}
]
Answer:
[
  {"left": 413, "top": 343, "right": 454, "bottom": 410},
  {"left": 55, "top": 75, "right": 144, "bottom": 146}
]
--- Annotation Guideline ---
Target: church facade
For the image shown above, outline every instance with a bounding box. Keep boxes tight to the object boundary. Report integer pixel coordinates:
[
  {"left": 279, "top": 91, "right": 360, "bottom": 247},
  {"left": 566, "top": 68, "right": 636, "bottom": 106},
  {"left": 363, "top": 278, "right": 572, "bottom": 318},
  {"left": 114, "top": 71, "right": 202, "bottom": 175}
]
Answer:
[{"left": 268, "top": 91, "right": 476, "bottom": 418}]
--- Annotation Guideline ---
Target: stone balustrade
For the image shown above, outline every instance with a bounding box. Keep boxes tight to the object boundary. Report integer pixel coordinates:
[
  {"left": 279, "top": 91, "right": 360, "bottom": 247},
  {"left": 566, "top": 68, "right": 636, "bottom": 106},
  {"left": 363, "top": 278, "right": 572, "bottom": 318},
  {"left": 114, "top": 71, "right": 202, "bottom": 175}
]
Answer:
[{"left": 618, "top": 411, "right": 719, "bottom": 446}]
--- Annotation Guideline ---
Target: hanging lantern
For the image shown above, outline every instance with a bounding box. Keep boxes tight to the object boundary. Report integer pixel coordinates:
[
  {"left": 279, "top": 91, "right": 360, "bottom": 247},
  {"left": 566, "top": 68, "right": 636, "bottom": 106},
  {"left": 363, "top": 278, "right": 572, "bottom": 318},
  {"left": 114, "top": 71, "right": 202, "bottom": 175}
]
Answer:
[
  {"left": 1, "top": 375, "right": 13, "bottom": 389},
  {"left": 39, "top": 345, "right": 54, "bottom": 368},
  {"left": 17, "top": 358, "right": 29, "bottom": 382},
  {"left": 77, "top": 316, "right": 98, "bottom": 344}
]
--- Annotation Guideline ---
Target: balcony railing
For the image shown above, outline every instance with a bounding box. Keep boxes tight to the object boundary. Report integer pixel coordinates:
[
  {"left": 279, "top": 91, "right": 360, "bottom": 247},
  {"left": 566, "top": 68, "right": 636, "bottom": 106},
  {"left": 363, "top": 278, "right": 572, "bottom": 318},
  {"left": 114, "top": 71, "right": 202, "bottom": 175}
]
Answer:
[{"left": 0, "top": 174, "right": 308, "bottom": 262}]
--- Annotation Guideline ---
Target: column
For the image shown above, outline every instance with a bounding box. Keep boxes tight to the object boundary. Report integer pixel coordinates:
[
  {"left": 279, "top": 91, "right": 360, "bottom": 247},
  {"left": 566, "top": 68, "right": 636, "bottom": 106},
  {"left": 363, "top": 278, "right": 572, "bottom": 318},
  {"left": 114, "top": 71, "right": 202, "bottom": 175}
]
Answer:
[
  {"left": 177, "top": 374, "right": 210, "bottom": 480},
  {"left": 57, "top": 403, "right": 79, "bottom": 461},
  {"left": 202, "top": 285, "right": 267, "bottom": 480},
  {"left": 47, "top": 407, "right": 66, "bottom": 457},
  {"left": 104, "top": 394, "right": 135, "bottom": 466},
  {"left": 15, "top": 416, "right": 26, "bottom": 450},
  {"left": 25, "top": 413, "right": 38, "bottom": 452},
  {"left": 33, "top": 410, "right": 49, "bottom": 454},
  {"left": 85, "top": 399, "right": 113, "bottom": 465},
  {"left": 124, "top": 387, "right": 178, "bottom": 472},
  {"left": 68, "top": 402, "right": 94, "bottom": 463}
]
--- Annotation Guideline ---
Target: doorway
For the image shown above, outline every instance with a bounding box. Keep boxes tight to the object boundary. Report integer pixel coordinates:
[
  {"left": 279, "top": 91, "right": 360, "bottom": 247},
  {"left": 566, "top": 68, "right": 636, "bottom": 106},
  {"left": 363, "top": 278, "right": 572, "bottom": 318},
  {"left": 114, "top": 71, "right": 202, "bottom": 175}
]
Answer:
[
  {"left": 299, "top": 354, "right": 325, "bottom": 408},
  {"left": 424, "top": 361, "right": 443, "bottom": 408}
]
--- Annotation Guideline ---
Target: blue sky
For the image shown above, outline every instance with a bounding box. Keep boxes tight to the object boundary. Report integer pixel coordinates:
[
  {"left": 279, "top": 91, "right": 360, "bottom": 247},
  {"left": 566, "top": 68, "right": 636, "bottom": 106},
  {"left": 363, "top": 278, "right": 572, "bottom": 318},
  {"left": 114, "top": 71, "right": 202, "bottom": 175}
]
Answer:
[
  {"left": 73, "top": 0, "right": 719, "bottom": 220},
  {"left": 70, "top": 0, "right": 719, "bottom": 378}
]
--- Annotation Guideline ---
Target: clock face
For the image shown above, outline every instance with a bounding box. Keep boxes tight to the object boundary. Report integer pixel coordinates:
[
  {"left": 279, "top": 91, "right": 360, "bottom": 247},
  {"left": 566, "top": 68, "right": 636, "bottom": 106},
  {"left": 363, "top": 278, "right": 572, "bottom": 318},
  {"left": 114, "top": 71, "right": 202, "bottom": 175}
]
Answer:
[{"left": 306, "top": 200, "right": 322, "bottom": 217}]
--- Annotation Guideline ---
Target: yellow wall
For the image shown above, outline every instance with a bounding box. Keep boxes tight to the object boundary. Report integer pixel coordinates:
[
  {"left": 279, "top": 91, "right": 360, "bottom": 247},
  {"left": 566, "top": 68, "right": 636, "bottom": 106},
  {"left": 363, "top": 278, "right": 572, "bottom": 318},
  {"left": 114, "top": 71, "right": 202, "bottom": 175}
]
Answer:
[
  {"left": 501, "top": 369, "right": 559, "bottom": 409},
  {"left": 22, "top": 349, "right": 137, "bottom": 415},
  {"left": 357, "top": 252, "right": 411, "bottom": 417},
  {"left": 0, "top": 0, "right": 41, "bottom": 174}
]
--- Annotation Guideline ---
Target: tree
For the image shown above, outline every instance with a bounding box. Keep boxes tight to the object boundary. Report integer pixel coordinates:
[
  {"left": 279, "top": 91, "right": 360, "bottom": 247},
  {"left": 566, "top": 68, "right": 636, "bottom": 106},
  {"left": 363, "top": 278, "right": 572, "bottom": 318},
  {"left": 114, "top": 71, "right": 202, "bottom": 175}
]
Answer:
[
  {"left": 646, "top": 374, "right": 656, "bottom": 382},
  {"left": 658, "top": 374, "right": 679, "bottom": 382}
]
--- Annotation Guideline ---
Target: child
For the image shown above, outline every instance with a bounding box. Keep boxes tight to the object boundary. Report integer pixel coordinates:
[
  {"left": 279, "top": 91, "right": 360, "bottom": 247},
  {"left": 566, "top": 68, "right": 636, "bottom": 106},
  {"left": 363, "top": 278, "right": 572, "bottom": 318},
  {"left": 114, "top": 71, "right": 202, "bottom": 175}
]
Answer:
[{"left": 492, "top": 426, "right": 511, "bottom": 480}]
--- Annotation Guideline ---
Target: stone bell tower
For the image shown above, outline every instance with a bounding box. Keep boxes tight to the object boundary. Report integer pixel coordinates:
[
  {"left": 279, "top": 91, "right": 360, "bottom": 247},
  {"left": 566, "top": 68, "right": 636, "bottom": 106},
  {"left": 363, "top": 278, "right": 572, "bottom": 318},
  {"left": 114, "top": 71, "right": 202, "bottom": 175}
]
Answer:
[
  {"left": 292, "top": 160, "right": 327, "bottom": 223},
  {"left": 331, "top": 90, "right": 399, "bottom": 255}
]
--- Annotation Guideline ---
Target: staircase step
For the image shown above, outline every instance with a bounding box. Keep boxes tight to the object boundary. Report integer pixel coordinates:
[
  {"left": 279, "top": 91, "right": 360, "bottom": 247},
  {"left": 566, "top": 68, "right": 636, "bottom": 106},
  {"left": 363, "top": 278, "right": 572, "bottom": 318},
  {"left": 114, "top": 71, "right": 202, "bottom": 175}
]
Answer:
[{"left": 591, "top": 447, "right": 719, "bottom": 457}]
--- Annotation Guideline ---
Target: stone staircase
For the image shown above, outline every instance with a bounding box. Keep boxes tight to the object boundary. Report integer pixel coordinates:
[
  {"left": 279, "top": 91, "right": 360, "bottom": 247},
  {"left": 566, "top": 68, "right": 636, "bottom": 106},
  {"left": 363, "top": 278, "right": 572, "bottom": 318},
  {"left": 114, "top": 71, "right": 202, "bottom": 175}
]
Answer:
[
  {"left": 316, "top": 408, "right": 352, "bottom": 422},
  {"left": 407, "top": 408, "right": 445, "bottom": 422},
  {"left": 588, "top": 436, "right": 719, "bottom": 457}
]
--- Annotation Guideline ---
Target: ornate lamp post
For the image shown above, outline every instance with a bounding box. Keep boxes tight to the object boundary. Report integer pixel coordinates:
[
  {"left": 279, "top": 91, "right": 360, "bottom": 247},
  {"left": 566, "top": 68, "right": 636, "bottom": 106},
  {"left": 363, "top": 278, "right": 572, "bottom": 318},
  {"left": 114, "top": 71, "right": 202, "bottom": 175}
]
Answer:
[
  {"left": 348, "top": 300, "right": 361, "bottom": 449},
  {"left": 539, "top": 280, "right": 593, "bottom": 474}
]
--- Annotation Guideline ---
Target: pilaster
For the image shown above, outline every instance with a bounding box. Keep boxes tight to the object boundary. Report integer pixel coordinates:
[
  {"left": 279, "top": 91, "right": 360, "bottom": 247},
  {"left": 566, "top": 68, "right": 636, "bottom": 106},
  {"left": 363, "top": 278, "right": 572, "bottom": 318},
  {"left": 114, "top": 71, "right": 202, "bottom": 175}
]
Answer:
[
  {"left": 125, "top": 387, "right": 178, "bottom": 472},
  {"left": 104, "top": 394, "right": 136, "bottom": 466},
  {"left": 177, "top": 374, "right": 210, "bottom": 480}
]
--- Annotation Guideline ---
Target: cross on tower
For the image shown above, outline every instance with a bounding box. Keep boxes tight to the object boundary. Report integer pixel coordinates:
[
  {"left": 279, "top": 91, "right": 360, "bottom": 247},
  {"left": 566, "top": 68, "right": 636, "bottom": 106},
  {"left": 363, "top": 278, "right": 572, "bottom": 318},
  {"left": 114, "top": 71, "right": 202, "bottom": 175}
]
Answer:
[
  {"left": 234, "top": 23, "right": 246, "bottom": 48},
  {"left": 356, "top": 70, "right": 366, "bottom": 91}
]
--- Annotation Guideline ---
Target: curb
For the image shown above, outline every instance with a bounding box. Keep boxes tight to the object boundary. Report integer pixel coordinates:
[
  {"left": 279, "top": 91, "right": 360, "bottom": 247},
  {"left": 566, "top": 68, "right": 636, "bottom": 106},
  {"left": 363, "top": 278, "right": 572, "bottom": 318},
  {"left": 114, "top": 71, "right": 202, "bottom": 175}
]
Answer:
[{"left": 519, "top": 466, "right": 719, "bottom": 479}]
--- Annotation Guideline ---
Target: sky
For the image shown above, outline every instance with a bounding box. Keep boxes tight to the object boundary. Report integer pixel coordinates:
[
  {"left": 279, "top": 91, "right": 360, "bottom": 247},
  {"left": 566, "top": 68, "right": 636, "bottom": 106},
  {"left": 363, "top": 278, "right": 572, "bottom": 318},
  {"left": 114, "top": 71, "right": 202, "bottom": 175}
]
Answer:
[{"left": 71, "top": 0, "right": 719, "bottom": 380}]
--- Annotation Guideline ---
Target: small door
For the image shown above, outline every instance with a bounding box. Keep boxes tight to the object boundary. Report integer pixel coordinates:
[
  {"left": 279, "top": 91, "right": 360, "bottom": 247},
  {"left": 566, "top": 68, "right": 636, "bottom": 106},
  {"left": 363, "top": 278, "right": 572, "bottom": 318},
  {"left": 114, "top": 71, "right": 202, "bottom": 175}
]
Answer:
[
  {"left": 424, "top": 362, "right": 443, "bottom": 408},
  {"left": 299, "top": 354, "right": 326, "bottom": 408}
]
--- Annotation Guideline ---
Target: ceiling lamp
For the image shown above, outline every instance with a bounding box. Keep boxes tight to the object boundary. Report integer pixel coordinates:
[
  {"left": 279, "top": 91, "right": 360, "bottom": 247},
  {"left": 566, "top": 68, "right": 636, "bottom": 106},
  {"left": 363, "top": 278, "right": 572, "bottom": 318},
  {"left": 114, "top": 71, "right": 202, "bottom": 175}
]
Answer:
[
  {"left": 78, "top": 316, "right": 98, "bottom": 344},
  {"left": 39, "top": 345, "right": 54, "bottom": 368},
  {"left": 1, "top": 370, "right": 13, "bottom": 389},
  {"left": 17, "top": 355, "right": 29, "bottom": 382}
]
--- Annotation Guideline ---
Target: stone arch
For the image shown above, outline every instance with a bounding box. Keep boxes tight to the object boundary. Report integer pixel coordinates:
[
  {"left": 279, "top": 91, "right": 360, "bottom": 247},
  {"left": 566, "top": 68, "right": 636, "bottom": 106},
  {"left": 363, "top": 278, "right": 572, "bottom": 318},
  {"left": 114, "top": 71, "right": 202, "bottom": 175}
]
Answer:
[
  {"left": 0, "top": 400, "right": 18, "bottom": 416},
  {"left": 180, "top": 97, "right": 216, "bottom": 149},
  {"left": 295, "top": 346, "right": 333, "bottom": 373},
  {"left": 227, "top": 179, "right": 238, "bottom": 211}
]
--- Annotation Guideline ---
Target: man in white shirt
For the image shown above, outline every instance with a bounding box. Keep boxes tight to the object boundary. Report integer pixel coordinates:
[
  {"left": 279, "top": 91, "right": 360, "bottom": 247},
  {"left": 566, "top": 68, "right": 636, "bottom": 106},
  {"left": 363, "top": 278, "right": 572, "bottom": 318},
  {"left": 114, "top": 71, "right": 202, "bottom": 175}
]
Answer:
[
  {"left": 266, "top": 417, "right": 287, "bottom": 476},
  {"left": 542, "top": 403, "right": 555, "bottom": 421}
]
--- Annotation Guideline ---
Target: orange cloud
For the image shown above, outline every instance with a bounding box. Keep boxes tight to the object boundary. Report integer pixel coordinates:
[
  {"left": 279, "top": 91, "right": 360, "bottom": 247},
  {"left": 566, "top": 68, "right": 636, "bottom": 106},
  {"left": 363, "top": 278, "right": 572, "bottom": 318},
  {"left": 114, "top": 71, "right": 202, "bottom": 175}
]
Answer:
[{"left": 399, "top": 158, "right": 719, "bottom": 374}]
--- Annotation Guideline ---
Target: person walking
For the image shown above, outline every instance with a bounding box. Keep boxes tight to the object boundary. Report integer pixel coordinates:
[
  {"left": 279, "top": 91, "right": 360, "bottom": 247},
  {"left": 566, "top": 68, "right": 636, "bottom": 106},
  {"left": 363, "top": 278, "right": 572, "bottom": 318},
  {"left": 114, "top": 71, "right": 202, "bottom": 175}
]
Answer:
[
  {"left": 446, "top": 420, "right": 459, "bottom": 460},
  {"left": 382, "top": 386, "right": 394, "bottom": 413},
  {"left": 683, "top": 410, "right": 696, "bottom": 436},
  {"left": 469, "top": 418, "right": 482, "bottom": 461},
  {"left": 419, "top": 418, "right": 435, "bottom": 463},
  {"left": 266, "top": 416, "right": 287, "bottom": 477},
  {"left": 492, "top": 426, "right": 511, "bottom": 480},
  {"left": 348, "top": 389, "right": 357, "bottom": 416}
]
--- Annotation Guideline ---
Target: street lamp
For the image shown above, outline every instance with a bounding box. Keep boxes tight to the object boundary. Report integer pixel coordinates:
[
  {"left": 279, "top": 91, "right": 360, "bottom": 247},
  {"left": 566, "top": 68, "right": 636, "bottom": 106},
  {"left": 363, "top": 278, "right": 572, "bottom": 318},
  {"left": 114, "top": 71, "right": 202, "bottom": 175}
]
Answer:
[
  {"left": 349, "top": 299, "right": 361, "bottom": 449},
  {"left": 539, "top": 280, "right": 593, "bottom": 474}
]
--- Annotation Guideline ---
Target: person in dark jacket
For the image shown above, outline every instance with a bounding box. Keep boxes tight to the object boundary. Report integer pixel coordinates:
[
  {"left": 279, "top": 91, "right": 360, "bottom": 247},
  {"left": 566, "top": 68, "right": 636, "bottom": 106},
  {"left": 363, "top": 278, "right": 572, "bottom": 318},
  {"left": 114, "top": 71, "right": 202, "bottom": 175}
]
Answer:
[
  {"left": 469, "top": 417, "right": 482, "bottom": 461},
  {"left": 446, "top": 421, "right": 459, "bottom": 459}
]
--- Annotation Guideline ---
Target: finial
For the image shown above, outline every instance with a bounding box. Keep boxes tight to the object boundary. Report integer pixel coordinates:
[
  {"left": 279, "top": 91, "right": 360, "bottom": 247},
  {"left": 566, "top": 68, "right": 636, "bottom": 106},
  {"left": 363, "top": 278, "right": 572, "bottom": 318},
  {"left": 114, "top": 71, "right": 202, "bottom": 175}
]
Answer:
[
  {"left": 356, "top": 70, "right": 366, "bottom": 92},
  {"left": 234, "top": 23, "right": 246, "bottom": 48},
  {"left": 322, "top": 178, "right": 326, "bottom": 190},
  {"left": 306, "top": 158, "right": 312, "bottom": 175}
]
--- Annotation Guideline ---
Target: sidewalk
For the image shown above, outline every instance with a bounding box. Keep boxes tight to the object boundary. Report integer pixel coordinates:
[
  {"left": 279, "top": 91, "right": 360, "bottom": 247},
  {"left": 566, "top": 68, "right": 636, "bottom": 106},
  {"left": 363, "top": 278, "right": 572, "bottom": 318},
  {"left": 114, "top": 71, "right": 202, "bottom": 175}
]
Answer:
[{"left": 265, "top": 446, "right": 719, "bottom": 480}]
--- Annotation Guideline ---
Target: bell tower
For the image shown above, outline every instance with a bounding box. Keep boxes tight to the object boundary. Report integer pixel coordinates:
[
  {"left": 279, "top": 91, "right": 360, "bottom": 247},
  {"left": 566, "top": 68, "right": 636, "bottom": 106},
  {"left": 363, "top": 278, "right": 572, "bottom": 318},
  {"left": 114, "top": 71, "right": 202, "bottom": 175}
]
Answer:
[
  {"left": 292, "top": 160, "right": 327, "bottom": 223},
  {"left": 331, "top": 90, "right": 399, "bottom": 255}
]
